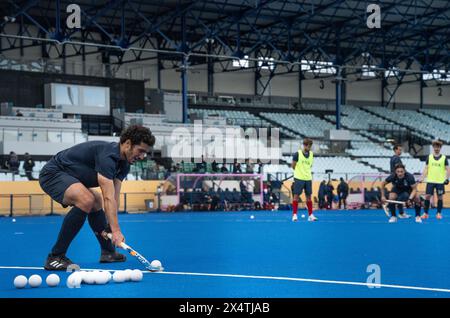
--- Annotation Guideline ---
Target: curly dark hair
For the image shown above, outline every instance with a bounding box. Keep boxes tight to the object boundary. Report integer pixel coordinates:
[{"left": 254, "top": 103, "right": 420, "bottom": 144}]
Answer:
[
  {"left": 303, "top": 138, "right": 313, "bottom": 146},
  {"left": 393, "top": 144, "right": 402, "bottom": 151},
  {"left": 120, "top": 125, "right": 155, "bottom": 147}
]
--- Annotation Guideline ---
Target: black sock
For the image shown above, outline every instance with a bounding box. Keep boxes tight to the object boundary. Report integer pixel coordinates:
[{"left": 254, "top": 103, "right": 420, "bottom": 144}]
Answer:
[
  {"left": 437, "top": 200, "right": 443, "bottom": 214},
  {"left": 398, "top": 205, "right": 404, "bottom": 215},
  {"left": 414, "top": 203, "right": 421, "bottom": 217},
  {"left": 388, "top": 203, "right": 396, "bottom": 217},
  {"left": 51, "top": 207, "right": 87, "bottom": 256},
  {"left": 424, "top": 200, "right": 430, "bottom": 214},
  {"left": 88, "top": 209, "right": 115, "bottom": 253}
]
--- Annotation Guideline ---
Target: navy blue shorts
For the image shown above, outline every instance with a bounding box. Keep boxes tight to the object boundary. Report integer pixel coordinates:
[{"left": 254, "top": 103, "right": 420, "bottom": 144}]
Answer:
[
  {"left": 426, "top": 183, "right": 445, "bottom": 196},
  {"left": 390, "top": 189, "right": 410, "bottom": 202},
  {"left": 39, "top": 160, "right": 79, "bottom": 207},
  {"left": 292, "top": 179, "right": 312, "bottom": 196}
]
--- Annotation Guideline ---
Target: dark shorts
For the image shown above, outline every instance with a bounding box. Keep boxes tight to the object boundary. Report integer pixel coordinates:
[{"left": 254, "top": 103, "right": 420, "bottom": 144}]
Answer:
[
  {"left": 391, "top": 187, "right": 412, "bottom": 196},
  {"left": 292, "top": 179, "right": 312, "bottom": 196},
  {"left": 426, "top": 183, "right": 445, "bottom": 196},
  {"left": 391, "top": 190, "right": 410, "bottom": 202},
  {"left": 39, "top": 160, "right": 79, "bottom": 207}
]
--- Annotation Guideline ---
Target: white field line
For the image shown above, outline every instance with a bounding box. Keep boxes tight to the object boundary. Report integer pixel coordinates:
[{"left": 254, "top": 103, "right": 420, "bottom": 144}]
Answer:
[{"left": 1, "top": 265, "right": 450, "bottom": 294}]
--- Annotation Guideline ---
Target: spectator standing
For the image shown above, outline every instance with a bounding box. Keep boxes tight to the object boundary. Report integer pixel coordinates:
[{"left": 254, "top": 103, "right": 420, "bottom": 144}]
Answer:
[
  {"left": 23, "top": 152, "right": 36, "bottom": 180},
  {"left": 211, "top": 160, "right": 219, "bottom": 173},
  {"left": 390, "top": 144, "right": 403, "bottom": 174},
  {"left": 232, "top": 160, "right": 242, "bottom": 174},
  {"left": 220, "top": 164, "right": 229, "bottom": 173},
  {"left": 326, "top": 181, "right": 334, "bottom": 209},
  {"left": 337, "top": 178, "right": 349, "bottom": 209},
  {"left": 257, "top": 159, "right": 263, "bottom": 174},
  {"left": 245, "top": 159, "right": 254, "bottom": 173},
  {"left": 318, "top": 180, "right": 327, "bottom": 209},
  {"left": 5, "top": 151, "right": 19, "bottom": 174}
]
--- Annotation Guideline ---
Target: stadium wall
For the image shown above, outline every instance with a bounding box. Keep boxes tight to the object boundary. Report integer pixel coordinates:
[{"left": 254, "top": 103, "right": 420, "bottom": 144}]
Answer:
[
  {"left": 1, "top": 179, "right": 448, "bottom": 215},
  {"left": 0, "top": 69, "right": 145, "bottom": 112}
]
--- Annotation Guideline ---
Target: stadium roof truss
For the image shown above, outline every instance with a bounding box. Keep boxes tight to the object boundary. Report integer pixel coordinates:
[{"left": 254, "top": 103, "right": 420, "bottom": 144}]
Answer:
[{"left": 1, "top": 0, "right": 450, "bottom": 107}]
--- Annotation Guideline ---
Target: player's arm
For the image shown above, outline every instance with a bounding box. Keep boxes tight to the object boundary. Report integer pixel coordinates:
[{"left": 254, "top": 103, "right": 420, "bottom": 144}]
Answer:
[
  {"left": 291, "top": 160, "right": 297, "bottom": 170},
  {"left": 446, "top": 167, "right": 450, "bottom": 184},
  {"left": 420, "top": 162, "right": 428, "bottom": 183},
  {"left": 446, "top": 159, "right": 450, "bottom": 182},
  {"left": 409, "top": 183, "right": 418, "bottom": 201},
  {"left": 113, "top": 178, "right": 122, "bottom": 209},
  {"left": 380, "top": 180, "right": 388, "bottom": 202},
  {"left": 98, "top": 173, "right": 124, "bottom": 246}
]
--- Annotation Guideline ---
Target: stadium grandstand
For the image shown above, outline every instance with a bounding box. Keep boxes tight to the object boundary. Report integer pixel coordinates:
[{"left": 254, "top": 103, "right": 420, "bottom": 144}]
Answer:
[{"left": 0, "top": 0, "right": 450, "bottom": 300}]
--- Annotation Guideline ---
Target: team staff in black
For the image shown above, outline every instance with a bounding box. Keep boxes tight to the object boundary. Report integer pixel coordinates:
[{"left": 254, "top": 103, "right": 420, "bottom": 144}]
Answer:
[
  {"left": 39, "top": 125, "right": 155, "bottom": 270},
  {"left": 337, "top": 178, "right": 349, "bottom": 210},
  {"left": 381, "top": 164, "right": 422, "bottom": 223},
  {"left": 390, "top": 144, "right": 403, "bottom": 173},
  {"left": 389, "top": 144, "right": 410, "bottom": 218},
  {"left": 23, "top": 152, "right": 36, "bottom": 181}
]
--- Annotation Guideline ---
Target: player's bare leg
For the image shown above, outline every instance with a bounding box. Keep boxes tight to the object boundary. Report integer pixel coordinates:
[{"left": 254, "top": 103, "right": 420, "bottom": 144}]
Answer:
[{"left": 387, "top": 192, "right": 398, "bottom": 223}]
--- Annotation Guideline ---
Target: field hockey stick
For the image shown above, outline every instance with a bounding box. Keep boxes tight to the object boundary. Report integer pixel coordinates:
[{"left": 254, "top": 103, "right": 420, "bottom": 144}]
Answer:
[
  {"left": 381, "top": 203, "right": 390, "bottom": 217},
  {"left": 102, "top": 232, "right": 164, "bottom": 272},
  {"left": 382, "top": 199, "right": 408, "bottom": 217},
  {"left": 280, "top": 175, "right": 293, "bottom": 182},
  {"left": 385, "top": 199, "right": 406, "bottom": 205}
]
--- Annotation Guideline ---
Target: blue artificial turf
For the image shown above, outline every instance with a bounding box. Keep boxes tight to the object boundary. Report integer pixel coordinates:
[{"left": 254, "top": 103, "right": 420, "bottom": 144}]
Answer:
[{"left": 1, "top": 209, "right": 449, "bottom": 298}]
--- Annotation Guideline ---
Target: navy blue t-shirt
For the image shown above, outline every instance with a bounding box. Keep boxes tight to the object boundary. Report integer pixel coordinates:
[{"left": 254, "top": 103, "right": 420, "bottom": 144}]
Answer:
[
  {"left": 53, "top": 141, "right": 130, "bottom": 188},
  {"left": 385, "top": 172, "right": 416, "bottom": 192},
  {"left": 292, "top": 151, "right": 310, "bottom": 162},
  {"left": 390, "top": 155, "right": 403, "bottom": 173}
]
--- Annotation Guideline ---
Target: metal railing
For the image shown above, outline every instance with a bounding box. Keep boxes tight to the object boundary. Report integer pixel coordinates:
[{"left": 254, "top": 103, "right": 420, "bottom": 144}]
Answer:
[
  {"left": 0, "top": 192, "right": 161, "bottom": 217},
  {"left": 0, "top": 56, "right": 150, "bottom": 81},
  {"left": 0, "top": 127, "right": 87, "bottom": 143}
]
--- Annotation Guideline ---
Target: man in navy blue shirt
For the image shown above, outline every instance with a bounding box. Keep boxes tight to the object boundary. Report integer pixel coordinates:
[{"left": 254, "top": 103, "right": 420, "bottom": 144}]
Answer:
[
  {"left": 389, "top": 144, "right": 409, "bottom": 218},
  {"left": 39, "top": 125, "right": 155, "bottom": 270},
  {"left": 337, "top": 178, "right": 349, "bottom": 209},
  {"left": 390, "top": 144, "right": 403, "bottom": 174},
  {"left": 381, "top": 163, "right": 422, "bottom": 223}
]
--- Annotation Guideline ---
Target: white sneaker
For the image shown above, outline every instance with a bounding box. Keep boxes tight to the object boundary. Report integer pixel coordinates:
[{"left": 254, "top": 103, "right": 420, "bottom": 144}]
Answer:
[
  {"left": 415, "top": 216, "right": 422, "bottom": 223},
  {"left": 398, "top": 213, "right": 411, "bottom": 219},
  {"left": 308, "top": 214, "right": 318, "bottom": 222},
  {"left": 388, "top": 216, "right": 398, "bottom": 223},
  {"left": 292, "top": 214, "right": 298, "bottom": 222}
]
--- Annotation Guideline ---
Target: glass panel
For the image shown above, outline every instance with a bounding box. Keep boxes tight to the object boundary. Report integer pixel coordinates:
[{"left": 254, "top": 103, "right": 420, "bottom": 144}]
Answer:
[
  {"left": 83, "top": 87, "right": 106, "bottom": 107},
  {"left": 54, "top": 84, "right": 79, "bottom": 106}
]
